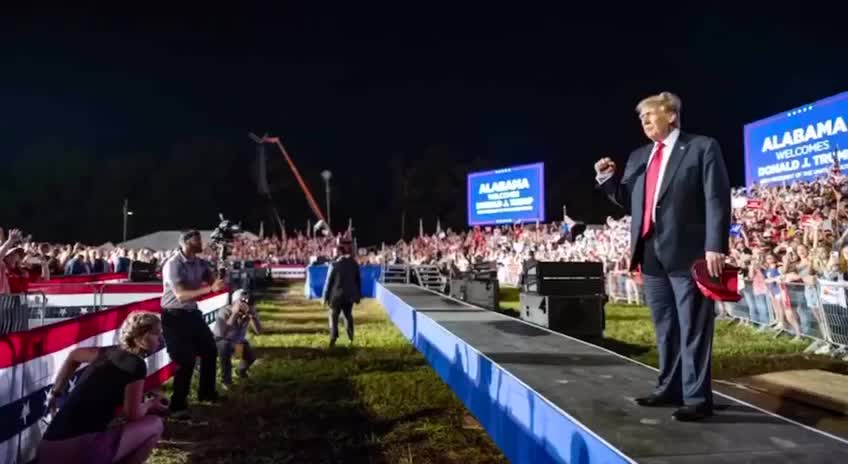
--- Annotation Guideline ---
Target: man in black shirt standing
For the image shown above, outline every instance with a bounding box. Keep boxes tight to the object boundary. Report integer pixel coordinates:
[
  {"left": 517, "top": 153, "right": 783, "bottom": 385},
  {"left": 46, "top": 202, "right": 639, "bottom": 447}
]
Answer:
[{"left": 323, "top": 240, "right": 361, "bottom": 348}]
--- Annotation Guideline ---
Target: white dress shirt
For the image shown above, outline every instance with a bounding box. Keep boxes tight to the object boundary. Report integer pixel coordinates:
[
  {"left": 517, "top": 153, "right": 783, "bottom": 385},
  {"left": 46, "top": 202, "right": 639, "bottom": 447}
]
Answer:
[{"left": 597, "top": 128, "right": 681, "bottom": 222}]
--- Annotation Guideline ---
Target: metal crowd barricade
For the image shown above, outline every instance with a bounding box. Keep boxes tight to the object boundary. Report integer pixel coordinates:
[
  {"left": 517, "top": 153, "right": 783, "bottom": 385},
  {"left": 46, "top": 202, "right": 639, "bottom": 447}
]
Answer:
[
  {"left": 1, "top": 292, "right": 47, "bottom": 335},
  {"left": 94, "top": 283, "right": 108, "bottom": 312},
  {"left": 26, "top": 291, "right": 47, "bottom": 330},
  {"left": 96, "top": 282, "right": 165, "bottom": 312},
  {"left": 585, "top": 270, "right": 848, "bottom": 357},
  {"left": 41, "top": 283, "right": 102, "bottom": 321},
  {"left": 0, "top": 293, "right": 28, "bottom": 335},
  {"left": 725, "top": 278, "right": 848, "bottom": 357},
  {"left": 605, "top": 271, "right": 644, "bottom": 305},
  {"left": 818, "top": 279, "right": 848, "bottom": 349}
]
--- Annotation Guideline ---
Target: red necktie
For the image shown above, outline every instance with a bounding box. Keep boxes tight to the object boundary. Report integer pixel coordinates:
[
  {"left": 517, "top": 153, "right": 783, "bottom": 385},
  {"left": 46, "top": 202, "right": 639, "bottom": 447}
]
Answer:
[{"left": 641, "top": 142, "right": 665, "bottom": 238}]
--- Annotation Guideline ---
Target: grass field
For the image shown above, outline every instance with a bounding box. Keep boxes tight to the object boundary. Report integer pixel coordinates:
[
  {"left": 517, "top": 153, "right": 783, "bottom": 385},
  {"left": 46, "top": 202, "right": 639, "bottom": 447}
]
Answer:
[
  {"left": 149, "top": 283, "right": 848, "bottom": 463},
  {"left": 149, "top": 285, "right": 507, "bottom": 464},
  {"left": 500, "top": 286, "right": 848, "bottom": 380}
]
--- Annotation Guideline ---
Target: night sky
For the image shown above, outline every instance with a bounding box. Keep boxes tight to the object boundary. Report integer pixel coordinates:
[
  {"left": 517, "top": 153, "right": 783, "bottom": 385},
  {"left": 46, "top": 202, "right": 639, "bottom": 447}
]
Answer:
[{"left": 2, "top": 7, "right": 847, "bottom": 245}]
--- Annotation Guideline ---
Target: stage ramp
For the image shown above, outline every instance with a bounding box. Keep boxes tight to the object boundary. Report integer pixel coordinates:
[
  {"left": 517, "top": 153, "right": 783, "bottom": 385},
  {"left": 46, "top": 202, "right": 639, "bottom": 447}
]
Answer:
[{"left": 376, "top": 283, "right": 848, "bottom": 464}]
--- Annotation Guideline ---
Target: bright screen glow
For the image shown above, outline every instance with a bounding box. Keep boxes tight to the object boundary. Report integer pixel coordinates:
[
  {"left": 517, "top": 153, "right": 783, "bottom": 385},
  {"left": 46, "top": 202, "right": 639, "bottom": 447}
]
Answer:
[
  {"left": 467, "top": 162, "right": 545, "bottom": 226},
  {"left": 744, "top": 91, "right": 848, "bottom": 186}
]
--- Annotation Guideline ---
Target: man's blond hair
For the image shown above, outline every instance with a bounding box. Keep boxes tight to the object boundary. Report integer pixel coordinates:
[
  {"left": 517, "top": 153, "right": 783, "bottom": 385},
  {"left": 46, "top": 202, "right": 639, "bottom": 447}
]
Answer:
[{"left": 636, "top": 91, "right": 681, "bottom": 127}]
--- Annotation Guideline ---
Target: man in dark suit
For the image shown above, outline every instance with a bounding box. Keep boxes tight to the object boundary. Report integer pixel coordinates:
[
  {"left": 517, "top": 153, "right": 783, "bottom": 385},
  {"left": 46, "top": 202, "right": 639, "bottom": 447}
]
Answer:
[
  {"left": 595, "top": 91, "right": 730, "bottom": 422},
  {"left": 323, "top": 241, "right": 362, "bottom": 347}
]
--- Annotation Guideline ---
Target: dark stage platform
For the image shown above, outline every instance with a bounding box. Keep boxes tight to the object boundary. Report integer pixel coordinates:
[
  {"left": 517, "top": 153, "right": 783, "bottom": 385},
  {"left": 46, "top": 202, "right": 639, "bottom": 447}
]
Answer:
[{"left": 377, "top": 284, "right": 848, "bottom": 464}]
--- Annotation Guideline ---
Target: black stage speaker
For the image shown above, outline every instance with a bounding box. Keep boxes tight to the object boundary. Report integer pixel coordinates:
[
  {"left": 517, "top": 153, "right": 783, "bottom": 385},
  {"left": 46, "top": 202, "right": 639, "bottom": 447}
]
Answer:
[
  {"left": 519, "top": 293, "right": 605, "bottom": 339},
  {"left": 449, "top": 277, "right": 499, "bottom": 311},
  {"left": 449, "top": 262, "right": 499, "bottom": 311},
  {"left": 128, "top": 260, "right": 158, "bottom": 282},
  {"left": 524, "top": 262, "right": 604, "bottom": 295},
  {"left": 519, "top": 261, "right": 606, "bottom": 338}
]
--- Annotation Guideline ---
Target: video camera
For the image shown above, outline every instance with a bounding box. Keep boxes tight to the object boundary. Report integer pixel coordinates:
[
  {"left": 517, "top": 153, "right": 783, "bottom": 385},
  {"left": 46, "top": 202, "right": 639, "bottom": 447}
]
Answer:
[
  {"left": 210, "top": 213, "right": 242, "bottom": 274},
  {"left": 210, "top": 214, "right": 241, "bottom": 245}
]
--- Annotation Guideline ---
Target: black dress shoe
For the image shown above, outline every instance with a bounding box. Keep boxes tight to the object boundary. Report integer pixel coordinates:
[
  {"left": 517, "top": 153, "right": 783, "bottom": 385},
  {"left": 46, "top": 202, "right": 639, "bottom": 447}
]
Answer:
[
  {"left": 634, "top": 395, "right": 681, "bottom": 407},
  {"left": 672, "top": 404, "right": 713, "bottom": 422}
]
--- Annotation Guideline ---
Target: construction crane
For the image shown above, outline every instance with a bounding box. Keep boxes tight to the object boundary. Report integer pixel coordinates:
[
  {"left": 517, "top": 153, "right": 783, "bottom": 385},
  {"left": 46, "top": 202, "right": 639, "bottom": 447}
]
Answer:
[{"left": 248, "top": 133, "right": 329, "bottom": 235}]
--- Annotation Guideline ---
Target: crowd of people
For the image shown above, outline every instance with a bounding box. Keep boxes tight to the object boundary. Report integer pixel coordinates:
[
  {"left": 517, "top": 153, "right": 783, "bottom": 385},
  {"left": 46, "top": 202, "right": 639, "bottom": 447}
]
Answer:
[
  {"left": 4, "top": 165, "right": 848, "bottom": 295},
  {"left": 2, "top": 169, "right": 843, "bottom": 285},
  {"left": 4, "top": 163, "right": 848, "bottom": 342},
  {"left": 0, "top": 230, "right": 168, "bottom": 295},
  {"left": 354, "top": 218, "right": 630, "bottom": 286},
  {"left": 5, "top": 164, "right": 848, "bottom": 461},
  {"left": 721, "top": 165, "right": 848, "bottom": 341},
  {"left": 224, "top": 233, "right": 340, "bottom": 265},
  {"left": 0, "top": 230, "right": 341, "bottom": 296}
]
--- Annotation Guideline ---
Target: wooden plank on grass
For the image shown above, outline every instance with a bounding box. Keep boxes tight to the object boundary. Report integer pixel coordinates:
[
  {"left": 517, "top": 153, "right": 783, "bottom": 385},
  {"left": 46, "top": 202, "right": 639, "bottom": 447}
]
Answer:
[{"left": 743, "top": 369, "right": 848, "bottom": 415}]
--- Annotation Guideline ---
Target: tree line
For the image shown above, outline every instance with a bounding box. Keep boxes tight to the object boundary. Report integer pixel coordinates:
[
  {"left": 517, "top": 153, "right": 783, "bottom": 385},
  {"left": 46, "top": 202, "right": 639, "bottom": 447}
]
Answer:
[{"left": 0, "top": 137, "right": 607, "bottom": 246}]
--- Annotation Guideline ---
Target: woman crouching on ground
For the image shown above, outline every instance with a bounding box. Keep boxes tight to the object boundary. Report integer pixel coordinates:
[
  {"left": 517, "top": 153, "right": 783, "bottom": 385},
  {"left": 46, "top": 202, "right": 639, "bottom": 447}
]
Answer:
[{"left": 38, "top": 311, "right": 168, "bottom": 464}]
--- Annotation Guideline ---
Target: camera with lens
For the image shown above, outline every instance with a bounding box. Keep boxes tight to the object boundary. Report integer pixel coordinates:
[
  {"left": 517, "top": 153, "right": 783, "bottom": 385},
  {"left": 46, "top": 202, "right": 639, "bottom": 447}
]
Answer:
[
  {"left": 210, "top": 214, "right": 242, "bottom": 278},
  {"left": 236, "top": 292, "right": 254, "bottom": 322},
  {"left": 210, "top": 214, "right": 241, "bottom": 247}
]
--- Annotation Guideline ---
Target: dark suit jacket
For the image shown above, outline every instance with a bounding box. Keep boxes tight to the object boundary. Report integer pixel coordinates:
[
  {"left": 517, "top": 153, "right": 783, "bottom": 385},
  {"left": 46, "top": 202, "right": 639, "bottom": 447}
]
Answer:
[
  {"left": 324, "top": 256, "right": 362, "bottom": 307},
  {"left": 64, "top": 258, "right": 91, "bottom": 276},
  {"left": 600, "top": 131, "right": 731, "bottom": 273}
]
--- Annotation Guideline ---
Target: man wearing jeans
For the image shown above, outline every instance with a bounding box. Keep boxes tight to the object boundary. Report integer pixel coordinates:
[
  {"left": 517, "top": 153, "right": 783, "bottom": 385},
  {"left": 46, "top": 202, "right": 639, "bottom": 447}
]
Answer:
[{"left": 160, "top": 230, "right": 226, "bottom": 418}]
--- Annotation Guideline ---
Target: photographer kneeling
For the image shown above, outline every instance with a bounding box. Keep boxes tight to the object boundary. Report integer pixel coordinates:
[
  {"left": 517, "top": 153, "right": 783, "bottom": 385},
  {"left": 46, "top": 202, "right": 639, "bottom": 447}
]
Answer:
[
  {"left": 38, "top": 311, "right": 167, "bottom": 464},
  {"left": 214, "top": 290, "right": 262, "bottom": 389},
  {"left": 161, "top": 230, "right": 226, "bottom": 418}
]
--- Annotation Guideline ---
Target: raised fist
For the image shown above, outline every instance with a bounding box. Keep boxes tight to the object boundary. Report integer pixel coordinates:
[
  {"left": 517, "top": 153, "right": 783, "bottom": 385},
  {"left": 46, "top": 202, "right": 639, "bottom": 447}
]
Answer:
[{"left": 594, "top": 158, "right": 616, "bottom": 177}]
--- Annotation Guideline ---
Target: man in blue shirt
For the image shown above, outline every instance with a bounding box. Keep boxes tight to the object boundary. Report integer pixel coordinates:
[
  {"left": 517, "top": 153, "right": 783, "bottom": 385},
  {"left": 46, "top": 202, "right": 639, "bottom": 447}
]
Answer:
[{"left": 64, "top": 253, "right": 91, "bottom": 275}]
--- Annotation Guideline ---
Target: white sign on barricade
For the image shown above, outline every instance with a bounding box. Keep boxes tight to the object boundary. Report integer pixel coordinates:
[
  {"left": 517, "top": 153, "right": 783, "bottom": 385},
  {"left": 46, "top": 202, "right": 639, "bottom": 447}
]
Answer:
[
  {"left": 270, "top": 265, "right": 306, "bottom": 280},
  {"left": 818, "top": 279, "right": 848, "bottom": 346},
  {"left": 819, "top": 279, "right": 847, "bottom": 306}
]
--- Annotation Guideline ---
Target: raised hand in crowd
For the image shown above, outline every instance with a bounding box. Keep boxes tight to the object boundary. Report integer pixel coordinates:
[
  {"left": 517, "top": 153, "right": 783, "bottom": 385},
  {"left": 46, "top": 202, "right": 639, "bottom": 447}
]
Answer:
[
  {"left": 0, "top": 228, "right": 24, "bottom": 259},
  {"left": 6, "top": 229, "right": 23, "bottom": 243}
]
